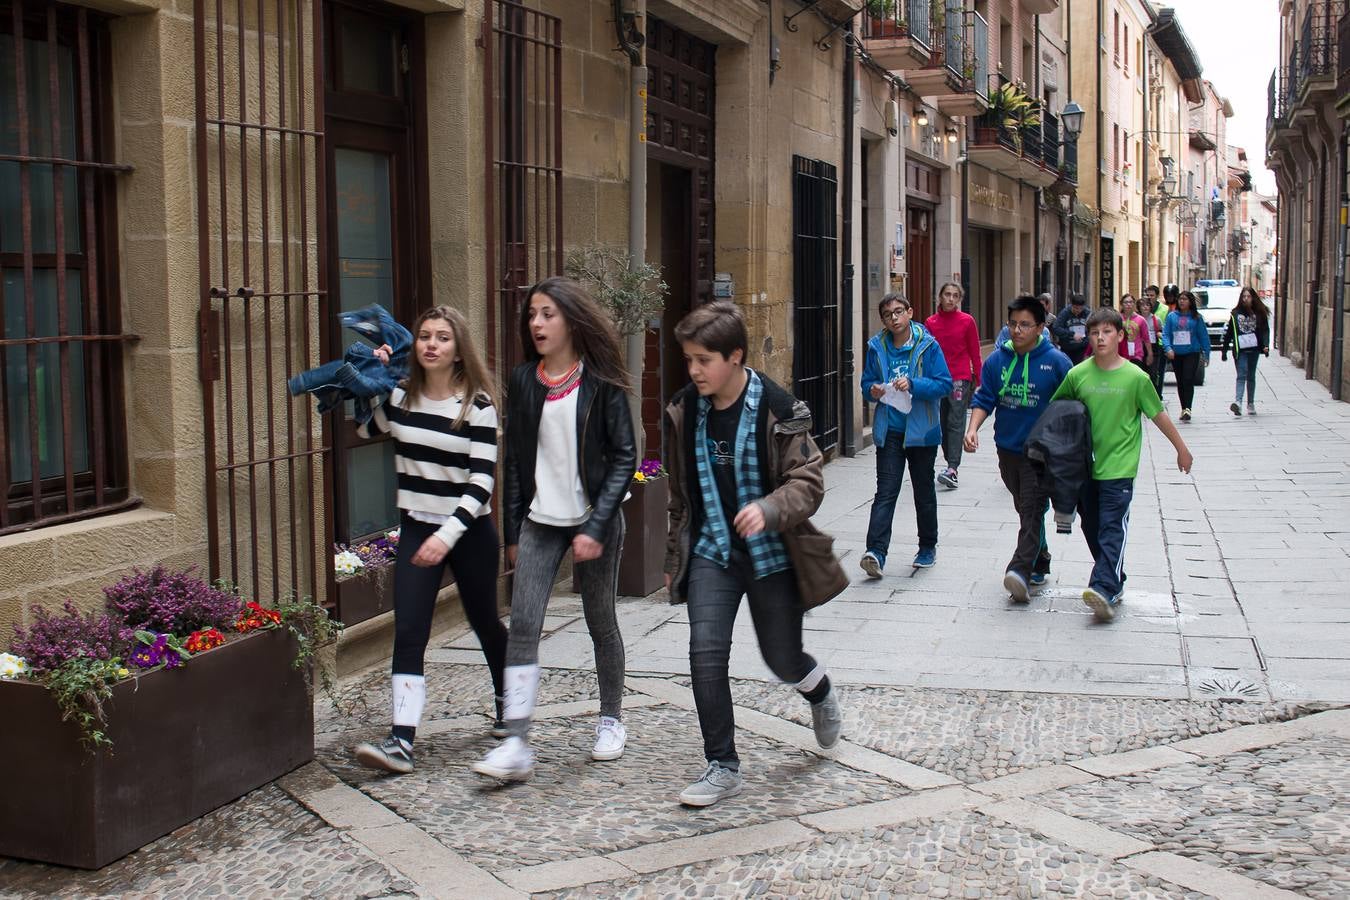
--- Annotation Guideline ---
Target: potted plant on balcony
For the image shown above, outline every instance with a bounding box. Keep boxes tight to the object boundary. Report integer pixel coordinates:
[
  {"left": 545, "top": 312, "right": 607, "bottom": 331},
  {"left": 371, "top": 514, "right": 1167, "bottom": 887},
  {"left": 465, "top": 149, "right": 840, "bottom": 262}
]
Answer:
[
  {"left": 865, "top": 0, "right": 902, "bottom": 36},
  {"left": 0, "top": 566, "right": 339, "bottom": 869},
  {"left": 986, "top": 81, "right": 1041, "bottom": 152}
]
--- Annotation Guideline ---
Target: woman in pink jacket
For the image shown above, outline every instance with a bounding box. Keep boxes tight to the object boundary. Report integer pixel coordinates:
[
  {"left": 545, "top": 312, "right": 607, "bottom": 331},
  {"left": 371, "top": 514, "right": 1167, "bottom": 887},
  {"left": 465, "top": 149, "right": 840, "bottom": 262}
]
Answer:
[{"left": 924, "top": 282, "right": 981, "bottom": 490}]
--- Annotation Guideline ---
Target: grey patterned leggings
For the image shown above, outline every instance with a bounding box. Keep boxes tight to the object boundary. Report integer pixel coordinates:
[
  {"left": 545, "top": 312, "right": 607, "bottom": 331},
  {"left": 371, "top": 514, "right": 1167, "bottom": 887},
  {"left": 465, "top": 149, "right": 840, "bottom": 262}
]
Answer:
[{"left": 506, "top": 515, "right": 626, "bottom": 719}]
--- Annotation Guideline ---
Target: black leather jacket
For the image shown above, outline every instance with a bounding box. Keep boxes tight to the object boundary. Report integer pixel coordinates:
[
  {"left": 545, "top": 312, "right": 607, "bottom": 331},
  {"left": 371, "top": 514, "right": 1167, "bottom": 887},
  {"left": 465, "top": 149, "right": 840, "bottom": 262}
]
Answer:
[{"left": 502, "top": 363, "right": 637, "bottom": 547}]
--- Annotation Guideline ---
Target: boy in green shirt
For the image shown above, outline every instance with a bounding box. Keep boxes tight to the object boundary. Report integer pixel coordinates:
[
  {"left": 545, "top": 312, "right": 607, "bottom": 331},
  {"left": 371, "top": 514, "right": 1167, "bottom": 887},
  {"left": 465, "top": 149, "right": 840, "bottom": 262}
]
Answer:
[{"left": 1051, "top": 308, "right": 1193, "bottom": 622}]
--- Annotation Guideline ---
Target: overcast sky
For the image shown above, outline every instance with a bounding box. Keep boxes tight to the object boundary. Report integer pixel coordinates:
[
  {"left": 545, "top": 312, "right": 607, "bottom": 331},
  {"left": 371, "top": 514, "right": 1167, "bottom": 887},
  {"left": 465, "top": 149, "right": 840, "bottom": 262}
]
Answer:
[{"left": 1158, "top": 0, "right": 1279, "bottom": 194}]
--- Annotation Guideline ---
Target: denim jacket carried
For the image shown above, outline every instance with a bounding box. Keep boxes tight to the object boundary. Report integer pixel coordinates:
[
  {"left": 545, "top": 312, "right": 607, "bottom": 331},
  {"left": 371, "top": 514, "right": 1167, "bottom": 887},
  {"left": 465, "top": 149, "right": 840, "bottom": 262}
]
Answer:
[{"left": 287, "top": 304, "right": 411, "bottom": 425}]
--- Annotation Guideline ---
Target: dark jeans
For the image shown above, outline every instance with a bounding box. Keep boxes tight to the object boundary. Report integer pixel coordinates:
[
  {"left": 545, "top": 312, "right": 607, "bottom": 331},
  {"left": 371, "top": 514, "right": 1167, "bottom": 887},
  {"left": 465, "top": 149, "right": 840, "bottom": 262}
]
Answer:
[
  {"left": 865, "top": 435, "right": 939, "bottom": 566},
  {"left": 687, "top": 552, "right": 818, "bottom": 766},
  {"left": 939, "top": 380, "right": 972, "bottom": 469},
  {"left": 1172, "top": 353, "right": 1203, "bottom": 410},
  {"left": 1077, "top": 478, "right": 1133, "bottom": 600},
  {"left": 392, "top": 514, "right": 507, "bottom": 708},
  {"left": 997, "top": 449, "right": 1052, "bottom": 579},
  {"left": 1234, "top": 350, "right": 1260, "bottom": 403},
  {"left": 506, "top": 515, "right": 626, "bottom": 719}
]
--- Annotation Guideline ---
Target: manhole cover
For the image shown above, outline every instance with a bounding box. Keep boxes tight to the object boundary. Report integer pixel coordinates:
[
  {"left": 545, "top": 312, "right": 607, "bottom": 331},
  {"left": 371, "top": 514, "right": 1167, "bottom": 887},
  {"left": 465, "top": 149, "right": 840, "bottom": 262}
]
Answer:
[{"left": 1195, "top": 674, "right": 1263, "bottom": 701}]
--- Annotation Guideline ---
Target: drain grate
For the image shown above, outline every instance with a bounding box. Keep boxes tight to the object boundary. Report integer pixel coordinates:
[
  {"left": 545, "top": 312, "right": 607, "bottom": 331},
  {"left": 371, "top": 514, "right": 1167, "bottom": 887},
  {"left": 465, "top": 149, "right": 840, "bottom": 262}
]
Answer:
[{"left": 1195, "top": 674, "right": 1263, "bottom": 701}]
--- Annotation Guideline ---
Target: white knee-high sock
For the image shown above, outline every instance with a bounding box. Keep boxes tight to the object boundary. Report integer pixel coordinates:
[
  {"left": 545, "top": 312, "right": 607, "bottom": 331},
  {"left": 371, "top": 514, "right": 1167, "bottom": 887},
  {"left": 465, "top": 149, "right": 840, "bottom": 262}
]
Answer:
[
  {"left": 391, "top": 674, "right": 427, "bottom": 729},
  {"left": 502, "top": 663, "right": 540, "bottom": 721},
  {"left": 794, "top": 663, "right": 827, "bottom": 695}
]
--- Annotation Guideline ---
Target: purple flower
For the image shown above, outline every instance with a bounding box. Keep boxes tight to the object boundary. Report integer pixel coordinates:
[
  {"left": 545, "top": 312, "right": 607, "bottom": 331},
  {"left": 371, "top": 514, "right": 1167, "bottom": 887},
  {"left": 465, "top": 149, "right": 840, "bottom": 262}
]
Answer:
[
  {"left": 11, "top": 601, "right": 119, "bottom": 672},
  {"left": 638, "top": 458, "right": 666, "bottom": 479},
  {"left": 104, "top": 566, "right": 242, "bottom": 636}
]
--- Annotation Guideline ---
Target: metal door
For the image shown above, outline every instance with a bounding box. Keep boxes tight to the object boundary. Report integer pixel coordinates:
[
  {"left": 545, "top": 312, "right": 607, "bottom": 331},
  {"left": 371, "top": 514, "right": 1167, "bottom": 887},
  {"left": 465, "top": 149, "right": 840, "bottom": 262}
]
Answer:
[
  {"left": 194, "top": 0, "right": 331, "bottom": 607},
  {"left": 792, "top": 155, "right": 840, "bottom": 455}
]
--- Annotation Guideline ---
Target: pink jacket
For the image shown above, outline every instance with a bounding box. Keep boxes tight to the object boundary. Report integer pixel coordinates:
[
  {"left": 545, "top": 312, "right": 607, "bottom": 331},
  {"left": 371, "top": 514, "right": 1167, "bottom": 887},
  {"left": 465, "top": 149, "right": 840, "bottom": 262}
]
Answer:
[{"left": 924, "top": 309, "right": 982, "bottom": 384}]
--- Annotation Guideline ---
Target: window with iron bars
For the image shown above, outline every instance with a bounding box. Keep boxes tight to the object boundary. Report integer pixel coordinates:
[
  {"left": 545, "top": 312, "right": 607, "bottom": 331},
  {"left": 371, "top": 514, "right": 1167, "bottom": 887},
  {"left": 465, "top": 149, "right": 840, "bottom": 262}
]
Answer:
[{"left": 2, "top": 0, "right": 133, "bottom": 534}]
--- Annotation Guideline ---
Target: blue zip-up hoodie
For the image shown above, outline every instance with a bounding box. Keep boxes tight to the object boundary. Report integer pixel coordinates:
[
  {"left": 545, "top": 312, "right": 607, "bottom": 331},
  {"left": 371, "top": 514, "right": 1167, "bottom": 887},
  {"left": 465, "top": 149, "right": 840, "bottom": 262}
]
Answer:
[
  {"left": 860, "top": 322, "right": 953, "bottom": 448},
  {"left": 970, "top": 333, "right": 1074, "bottom": 453},
  {"left": 1161, "top": 309, "right": 1211, "bottom": 357}
]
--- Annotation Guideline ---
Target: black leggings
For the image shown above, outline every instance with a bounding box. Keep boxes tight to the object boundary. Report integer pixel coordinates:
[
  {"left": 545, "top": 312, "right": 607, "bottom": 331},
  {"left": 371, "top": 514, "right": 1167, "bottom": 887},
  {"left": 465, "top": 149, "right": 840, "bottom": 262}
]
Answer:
[
  {"left": 1173, "top": 353, "right": 1203, "bottom": 410},
  {"left": 391, "top": 513, "right": 507, "bottom": 703}
]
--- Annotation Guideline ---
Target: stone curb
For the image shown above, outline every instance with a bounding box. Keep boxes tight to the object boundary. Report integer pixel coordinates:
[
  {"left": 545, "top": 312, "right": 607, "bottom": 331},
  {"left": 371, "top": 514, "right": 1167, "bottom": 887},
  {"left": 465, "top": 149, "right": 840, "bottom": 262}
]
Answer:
[
  {"left": 970, "top": 763, "right": 1098, "bottom": 799},
  {"left": 1123, "top": 851, "right": 1307, "bottom": 899},
  {"left": 497, "top": 856, "right": 638, "bottom": 894},
  {"left": 607, "top": 819, "right": 816, "bottom": 875},
  {"left": 976, "top": 797, "right": 1153, "bottom": 860},
  {"left": 798, "top": 786, "right": 982, "bottom": 833},
  {"left": 1066, "top": 745, "right": 1201, "bottom": 778}
]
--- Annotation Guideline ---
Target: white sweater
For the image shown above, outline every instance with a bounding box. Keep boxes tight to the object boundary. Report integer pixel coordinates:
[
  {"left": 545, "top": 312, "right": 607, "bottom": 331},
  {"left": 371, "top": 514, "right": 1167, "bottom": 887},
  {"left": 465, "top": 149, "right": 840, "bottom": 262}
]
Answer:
[{"left": 359, "top": 387, "right": 498, "bottom": 549}]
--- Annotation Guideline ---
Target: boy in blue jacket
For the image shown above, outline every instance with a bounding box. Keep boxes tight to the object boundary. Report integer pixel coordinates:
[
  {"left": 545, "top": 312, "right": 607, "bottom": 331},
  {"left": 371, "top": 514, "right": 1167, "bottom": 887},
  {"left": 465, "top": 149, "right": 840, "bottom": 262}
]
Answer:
[
  {"left": 964, "top": 296, "right": 1074, "bottom": 602},
  {"left": 859, "top": 293, "right": 953, "bottom": 577}
]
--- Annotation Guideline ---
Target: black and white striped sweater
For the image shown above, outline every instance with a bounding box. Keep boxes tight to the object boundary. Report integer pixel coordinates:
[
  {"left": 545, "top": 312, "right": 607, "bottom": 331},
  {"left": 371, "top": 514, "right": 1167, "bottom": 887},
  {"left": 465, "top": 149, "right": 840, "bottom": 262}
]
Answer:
[{"left": 358, "top": 387, "right": 498, "bottom": 549}]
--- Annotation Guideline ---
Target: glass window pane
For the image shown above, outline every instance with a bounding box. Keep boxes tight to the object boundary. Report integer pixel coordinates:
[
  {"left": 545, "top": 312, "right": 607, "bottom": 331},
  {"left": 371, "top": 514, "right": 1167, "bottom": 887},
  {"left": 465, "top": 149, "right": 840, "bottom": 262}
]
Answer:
[
  {"left": 345, "top": 440, "right": 398, "bottom": 540},
  {"left": 338, "top": 15, "right": 397, "bottom": 96},
  {"left": 4, "top": 270, "right": 89, "bottom": 484},
  {"left": 334, "top": 148, "right": 394, "bottom": 315},
  {"left": 0, "top": 34, "right": 81, "bottom": 254}
]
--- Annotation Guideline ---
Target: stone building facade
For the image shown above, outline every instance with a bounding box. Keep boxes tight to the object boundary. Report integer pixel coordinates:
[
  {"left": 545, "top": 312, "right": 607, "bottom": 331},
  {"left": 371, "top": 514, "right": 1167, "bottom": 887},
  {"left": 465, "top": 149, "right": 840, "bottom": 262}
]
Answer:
[
  {"left": 1266, "top": 0, "right": 1348, "bottom": 400},
  {"left": 0, "top": 0, "right": 869, "bottom": 654}
]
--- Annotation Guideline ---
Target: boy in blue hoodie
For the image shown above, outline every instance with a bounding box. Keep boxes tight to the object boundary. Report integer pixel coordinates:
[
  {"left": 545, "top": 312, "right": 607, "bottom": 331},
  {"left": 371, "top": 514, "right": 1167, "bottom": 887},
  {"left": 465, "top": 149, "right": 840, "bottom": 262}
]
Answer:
[
  {"left": 859, "top": 293, "right": 953, "bottom": 576},
  {"left": 964, "top": 295, "right": 1074, "bottom": 602}
]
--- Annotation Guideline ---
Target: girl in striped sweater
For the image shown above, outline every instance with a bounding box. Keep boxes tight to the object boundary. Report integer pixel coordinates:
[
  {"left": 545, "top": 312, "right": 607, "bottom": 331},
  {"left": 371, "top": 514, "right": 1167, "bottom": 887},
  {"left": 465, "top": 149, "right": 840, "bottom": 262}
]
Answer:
[{"left": 353, "top": 305, "right": 507, "bottom": 775}]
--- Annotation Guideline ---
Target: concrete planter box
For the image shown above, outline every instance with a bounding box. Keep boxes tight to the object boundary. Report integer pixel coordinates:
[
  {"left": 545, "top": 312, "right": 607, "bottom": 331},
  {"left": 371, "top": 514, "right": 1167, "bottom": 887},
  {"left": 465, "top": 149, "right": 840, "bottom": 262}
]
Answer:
[{"left": 0, "top": 627, "right": 314, "bottom": 869}]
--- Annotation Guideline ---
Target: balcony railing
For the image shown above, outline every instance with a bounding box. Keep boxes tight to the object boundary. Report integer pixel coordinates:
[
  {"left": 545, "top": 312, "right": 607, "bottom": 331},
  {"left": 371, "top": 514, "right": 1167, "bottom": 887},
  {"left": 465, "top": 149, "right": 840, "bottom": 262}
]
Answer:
[
  {"left": 1042, "top": 111, "right": 1061, "bottom": 169},
  {"left": 1340, "top": 6, "right": 1350, "bottom": 86},
  {"left": 1296, "top": 0, "right": 1345, "bottom": 94},
  {"left": 1062, "top": 140, "right": 1079, "bottom": 184},
  {"left": 971, "top": 10, "right": 989, "bottom": 99},
  {"left": 860, "top": 0, "right": 932, "bottom": 47}
]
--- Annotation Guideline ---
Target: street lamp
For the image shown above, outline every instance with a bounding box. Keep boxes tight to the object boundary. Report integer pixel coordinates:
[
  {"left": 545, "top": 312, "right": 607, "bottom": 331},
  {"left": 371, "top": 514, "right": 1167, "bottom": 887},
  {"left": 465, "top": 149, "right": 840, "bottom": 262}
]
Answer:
[{"left": 1059, "top": 101, "right": 1084, "bottom": 304}]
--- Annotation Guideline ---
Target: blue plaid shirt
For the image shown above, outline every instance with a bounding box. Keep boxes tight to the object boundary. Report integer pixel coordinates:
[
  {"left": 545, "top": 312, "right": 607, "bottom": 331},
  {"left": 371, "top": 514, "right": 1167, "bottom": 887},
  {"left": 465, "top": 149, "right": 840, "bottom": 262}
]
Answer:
[{"left": 693, "top": 369, "right": 791, "bottom": 578}]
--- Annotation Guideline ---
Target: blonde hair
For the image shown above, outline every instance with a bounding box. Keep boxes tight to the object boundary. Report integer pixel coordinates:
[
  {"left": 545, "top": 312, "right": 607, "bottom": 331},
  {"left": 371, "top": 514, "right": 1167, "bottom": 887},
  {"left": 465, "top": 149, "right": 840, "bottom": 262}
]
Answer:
[{"left": 403, "top": 305, "right": 498, "bottom": 428}]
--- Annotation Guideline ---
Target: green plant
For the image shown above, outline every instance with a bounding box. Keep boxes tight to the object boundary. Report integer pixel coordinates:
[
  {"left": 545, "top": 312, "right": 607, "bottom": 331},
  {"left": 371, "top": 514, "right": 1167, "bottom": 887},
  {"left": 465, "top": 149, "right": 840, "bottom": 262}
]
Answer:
[
  {"left": 866, "top": 0, "right": 897, "bottom": 17},
  {"left": 564, "top": 245, "right": 669, "bottom": 337},
  {"left": 986, "top": 81, "right": 1041, "bottom": 150},
  {"left": 277, "top": 595, "right": 345, "bottom": 702},
  {"left": 37, "top": 656, "right": 126, "bottom": 750}
]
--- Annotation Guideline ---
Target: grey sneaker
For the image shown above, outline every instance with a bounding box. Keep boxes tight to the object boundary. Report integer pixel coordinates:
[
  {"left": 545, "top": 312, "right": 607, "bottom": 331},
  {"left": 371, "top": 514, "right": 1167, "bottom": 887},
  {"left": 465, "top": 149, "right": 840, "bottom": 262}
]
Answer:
[
  {"left": 678, "top": 762, "right": 744, "bottom": 807},
  {"left": 937, "top": 467, "right": 959, "bottom": 489},
  {"left": 354, "top": 734, "right": 414, "bottom": 775},
  {"left": 1246, "top": 403, "right": 1256, "bottom": 416},
  {"left": 1003, "top": 570, "right": 1030, "bottom": 603},
  {"left": 859, "top": 551, "right": 883, "bottom": 579},
  {"left": 1082, "top": 588, "right": 1116, "bottom": 622},
  {"left": 810, "top": 689, "right": 843, "bottom": 749}
]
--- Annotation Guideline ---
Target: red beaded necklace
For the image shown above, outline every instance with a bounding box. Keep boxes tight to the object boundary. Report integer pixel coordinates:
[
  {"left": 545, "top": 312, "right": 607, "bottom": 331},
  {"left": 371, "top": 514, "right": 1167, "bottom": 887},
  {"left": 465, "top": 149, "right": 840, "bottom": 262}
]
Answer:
[{"left": 536, "top": 359, "right": 582, "bottom": 401}]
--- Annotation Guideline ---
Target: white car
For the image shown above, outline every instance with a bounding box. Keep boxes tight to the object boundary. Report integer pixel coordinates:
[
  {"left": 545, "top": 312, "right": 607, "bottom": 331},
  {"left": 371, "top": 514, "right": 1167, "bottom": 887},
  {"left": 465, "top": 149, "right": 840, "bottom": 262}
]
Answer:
[{"left": 1192, "top": 280, "right": 1242, "bottom": 351}]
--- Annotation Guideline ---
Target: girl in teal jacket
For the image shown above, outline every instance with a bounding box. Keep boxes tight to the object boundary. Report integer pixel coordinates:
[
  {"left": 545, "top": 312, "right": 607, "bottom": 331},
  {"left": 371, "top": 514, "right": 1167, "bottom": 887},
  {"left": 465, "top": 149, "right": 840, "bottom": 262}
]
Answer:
[{"left": 1161, "top": 290, "right": 1211, "bottom": 421}]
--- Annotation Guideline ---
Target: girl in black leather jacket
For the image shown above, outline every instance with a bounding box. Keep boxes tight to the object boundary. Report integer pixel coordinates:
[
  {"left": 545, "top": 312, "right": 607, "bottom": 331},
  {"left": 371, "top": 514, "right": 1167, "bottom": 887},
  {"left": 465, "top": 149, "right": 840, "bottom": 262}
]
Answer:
[{"left": 472, "top": 277, "right": 637, "bottom": 783}]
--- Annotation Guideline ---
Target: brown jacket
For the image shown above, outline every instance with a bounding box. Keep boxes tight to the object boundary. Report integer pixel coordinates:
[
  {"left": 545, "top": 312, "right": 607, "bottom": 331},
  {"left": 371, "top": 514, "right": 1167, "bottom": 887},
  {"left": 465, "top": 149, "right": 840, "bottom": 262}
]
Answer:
[{"left": 663, "top": 373, "right": 848, "bottom": 609}]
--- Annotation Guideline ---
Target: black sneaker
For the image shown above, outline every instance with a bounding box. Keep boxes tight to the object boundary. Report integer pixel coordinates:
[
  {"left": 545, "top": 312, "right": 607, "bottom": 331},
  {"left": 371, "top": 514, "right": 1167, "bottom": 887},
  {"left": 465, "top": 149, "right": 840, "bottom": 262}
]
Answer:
[
  {"left": 354, "top": 734, "right": 414, "bottom": 774},
  {"left": 1230, "top": 402, "right": 1241, "bottom": 417}
]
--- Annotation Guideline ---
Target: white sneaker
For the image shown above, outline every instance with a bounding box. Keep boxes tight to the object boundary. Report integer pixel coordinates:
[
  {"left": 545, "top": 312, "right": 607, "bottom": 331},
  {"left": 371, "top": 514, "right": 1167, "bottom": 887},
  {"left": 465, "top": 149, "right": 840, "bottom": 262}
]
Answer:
[
  {"left": 472, "top": 735, "right": 534, "bottom": 781},
  {"left": 592, "top": 716, "right": 627, "bottom": 761}
]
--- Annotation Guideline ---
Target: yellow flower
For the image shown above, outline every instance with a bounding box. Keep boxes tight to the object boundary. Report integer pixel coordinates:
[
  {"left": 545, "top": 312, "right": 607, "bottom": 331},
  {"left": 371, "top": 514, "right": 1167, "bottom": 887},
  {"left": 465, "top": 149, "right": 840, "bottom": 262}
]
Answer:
[
  {"left": 633, "top": 472, "right": 646, "bottom": 482},
  {"left": 117, "top": 667, "right": 130, "bottom": 678}
]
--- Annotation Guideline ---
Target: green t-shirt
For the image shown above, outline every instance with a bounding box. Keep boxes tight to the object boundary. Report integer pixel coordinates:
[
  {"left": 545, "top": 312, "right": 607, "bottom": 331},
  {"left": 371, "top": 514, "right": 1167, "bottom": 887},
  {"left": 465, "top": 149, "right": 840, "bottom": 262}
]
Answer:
[{"left": 1051, "top": 359, "right": 1163, "bottom": 480}]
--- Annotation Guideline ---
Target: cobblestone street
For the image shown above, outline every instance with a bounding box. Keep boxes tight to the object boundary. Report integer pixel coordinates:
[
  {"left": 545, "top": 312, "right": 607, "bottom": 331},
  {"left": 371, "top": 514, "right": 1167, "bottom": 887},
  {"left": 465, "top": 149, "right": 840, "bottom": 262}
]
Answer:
[{"left": 2, "top": 354, "right": 1347, "bottom": 897}]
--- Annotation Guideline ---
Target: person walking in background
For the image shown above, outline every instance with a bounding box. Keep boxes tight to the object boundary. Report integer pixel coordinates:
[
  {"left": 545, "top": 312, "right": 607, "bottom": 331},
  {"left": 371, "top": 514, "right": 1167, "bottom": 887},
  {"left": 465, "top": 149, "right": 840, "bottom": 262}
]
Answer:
[
  {"left": 1038, "top": 293, "right": 1058, "bottom": 347},
  {"left": 1053, "top": 293, "right": 1091, "bottom": 362},
  {"left": 925, "top": 282, "right": 981, "bottom": 490},
  {"left": 1220, "top": 286, "right": 1271, "bottom": 416},
  {"left": 1162, "top": 290, "right": 1211, "bottom": 422},
  {"left": 663, "top": 301, "right": 847, "bottom": 808},
  {"left": 352, "top": 306, "right": 507, "bottom": 775},
  {"left": 964, "top": 296, "right": 1073, "bottom": 603},
  {"left": 1143, "top": 285, "right": 1166, "bottom": 398},
  {"left": 473, "top": 276, "right": 636, "bottom": 783},
  {"left": 1118, "top": 294, "right": 1154, "bottom": 376},
  {"left": 860, "top": 294, "right": 953, "bottom": 577},
  {"left": 1051, "top": 308, "right": 1193, "bottom": 622}
]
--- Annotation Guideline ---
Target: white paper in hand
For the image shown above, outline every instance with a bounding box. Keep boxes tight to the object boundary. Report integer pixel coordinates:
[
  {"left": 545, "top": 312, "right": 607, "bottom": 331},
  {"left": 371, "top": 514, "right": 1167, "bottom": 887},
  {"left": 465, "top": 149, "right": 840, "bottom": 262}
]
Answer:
[{"left": 881, "top": 383, "right": 912, "bottom": 413}]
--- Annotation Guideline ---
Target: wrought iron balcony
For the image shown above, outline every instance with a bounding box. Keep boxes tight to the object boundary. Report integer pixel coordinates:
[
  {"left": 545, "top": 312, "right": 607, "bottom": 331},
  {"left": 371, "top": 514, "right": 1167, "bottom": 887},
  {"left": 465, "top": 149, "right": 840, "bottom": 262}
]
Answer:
[
  {"left": 860, "top": 0, "right": 934, "bottom": 71},
  {"left": 1294, "top": 0, "right": 1344, "bottom": 102},
  {"left": 1340, "top": 7, "right": 1350, "bottom": 99}
]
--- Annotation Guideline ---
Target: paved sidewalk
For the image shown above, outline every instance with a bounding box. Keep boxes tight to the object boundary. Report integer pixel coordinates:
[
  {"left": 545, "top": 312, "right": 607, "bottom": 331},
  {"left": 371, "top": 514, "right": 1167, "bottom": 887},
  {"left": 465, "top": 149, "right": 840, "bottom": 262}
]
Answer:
[{"left": 2, "top": 353, "right": 1346, "bottom": 898}]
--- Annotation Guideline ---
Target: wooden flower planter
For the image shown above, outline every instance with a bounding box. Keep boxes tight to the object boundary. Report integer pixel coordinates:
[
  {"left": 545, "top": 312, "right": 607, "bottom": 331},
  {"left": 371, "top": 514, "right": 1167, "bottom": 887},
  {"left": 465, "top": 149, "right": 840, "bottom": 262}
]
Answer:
[
  {"left": 617, "top": 476, "right": 669, "bottom": 598},
  {"left": 0, "top": 627, "right": 314, "bottom": 869}
]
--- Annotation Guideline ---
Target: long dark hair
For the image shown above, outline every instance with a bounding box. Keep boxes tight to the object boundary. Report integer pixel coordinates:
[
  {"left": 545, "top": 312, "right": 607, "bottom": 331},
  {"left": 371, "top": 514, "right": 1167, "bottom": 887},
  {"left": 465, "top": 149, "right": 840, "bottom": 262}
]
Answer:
[
  {"left": 1177, "top": 290, "right": 1198, "bottom": 315},
  {"left": 1235, "top": 286, "right": 1270, "bottom": 321},
  {"left": 520, "top": 276, "right": 631, "bottom": 391}
]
